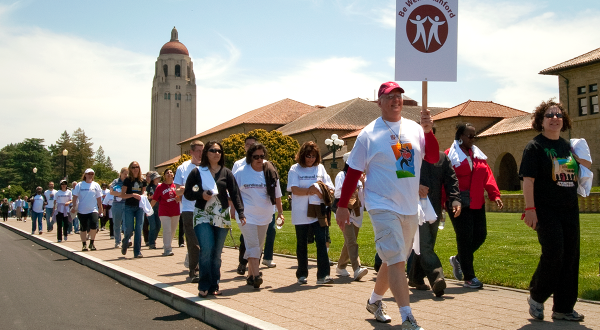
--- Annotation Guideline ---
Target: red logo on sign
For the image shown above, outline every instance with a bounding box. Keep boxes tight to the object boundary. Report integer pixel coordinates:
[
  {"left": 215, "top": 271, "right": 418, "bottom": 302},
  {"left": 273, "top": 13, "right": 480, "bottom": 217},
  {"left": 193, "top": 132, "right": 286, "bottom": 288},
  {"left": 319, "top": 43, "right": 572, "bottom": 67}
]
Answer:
[{"left": 406, "top": 5, "right": 448, "bottom": 53}]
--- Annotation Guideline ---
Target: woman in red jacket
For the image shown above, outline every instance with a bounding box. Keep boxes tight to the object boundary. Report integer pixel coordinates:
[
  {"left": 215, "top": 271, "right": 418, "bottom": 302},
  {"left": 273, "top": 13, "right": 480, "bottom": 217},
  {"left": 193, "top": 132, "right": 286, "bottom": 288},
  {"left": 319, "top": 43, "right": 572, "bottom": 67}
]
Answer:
[{"left": 445, "top": 123, "right": 503, "bottom": 289}]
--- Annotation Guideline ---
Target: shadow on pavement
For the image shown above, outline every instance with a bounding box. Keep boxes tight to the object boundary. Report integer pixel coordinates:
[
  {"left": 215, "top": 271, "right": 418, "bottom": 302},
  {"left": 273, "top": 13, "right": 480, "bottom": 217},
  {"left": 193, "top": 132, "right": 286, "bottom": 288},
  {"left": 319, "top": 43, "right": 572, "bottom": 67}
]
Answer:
[
  {"left": 153, "top": 312, "right": 192, "bottom": 321},
  {"left": 517, "top": 320, "right": 593, "bottom": 329}
]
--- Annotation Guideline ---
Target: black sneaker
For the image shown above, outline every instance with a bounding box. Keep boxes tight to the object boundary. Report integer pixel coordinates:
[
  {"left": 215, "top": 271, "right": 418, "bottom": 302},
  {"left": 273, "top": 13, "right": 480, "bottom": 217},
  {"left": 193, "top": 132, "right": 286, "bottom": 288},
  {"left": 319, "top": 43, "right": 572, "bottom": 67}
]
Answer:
[
  {"left": 237, "top": 263, "right": 246, "bottom": 276},
  {"left": 246, "top": 276, "right": 254, "bottom": 286},
  {"left": 121, "top": 243, "right": 128, "bottom": 255},
  {"left": 89, "top": 243, "right": 96, "bottom": 251},
  {"left": 253, "top": 272, "right": 263, "bottom": 289},
  {"left": 82, "top": 245, "right": 88, "bottom": 252}
]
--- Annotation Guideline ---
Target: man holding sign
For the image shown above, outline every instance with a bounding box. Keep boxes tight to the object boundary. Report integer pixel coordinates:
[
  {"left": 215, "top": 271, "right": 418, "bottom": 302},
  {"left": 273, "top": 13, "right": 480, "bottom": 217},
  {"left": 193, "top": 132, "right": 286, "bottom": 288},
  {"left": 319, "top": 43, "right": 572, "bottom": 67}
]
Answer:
[{"left": 336, "top": 82, "right": 439, "bottom": 329}]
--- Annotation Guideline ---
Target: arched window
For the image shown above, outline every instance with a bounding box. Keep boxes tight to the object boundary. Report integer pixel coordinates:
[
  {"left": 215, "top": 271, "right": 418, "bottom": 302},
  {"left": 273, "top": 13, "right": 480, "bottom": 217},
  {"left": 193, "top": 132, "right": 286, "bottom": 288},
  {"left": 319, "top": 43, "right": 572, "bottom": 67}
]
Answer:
[
  {"left": 163, "top": 64, "right": 168, "bottom": 77},
  {"left": 168, "top": 92, "right": 171, "bottom": 100},
  {"left": 175, "top": 65, "right": 181, "bottom": 77}
]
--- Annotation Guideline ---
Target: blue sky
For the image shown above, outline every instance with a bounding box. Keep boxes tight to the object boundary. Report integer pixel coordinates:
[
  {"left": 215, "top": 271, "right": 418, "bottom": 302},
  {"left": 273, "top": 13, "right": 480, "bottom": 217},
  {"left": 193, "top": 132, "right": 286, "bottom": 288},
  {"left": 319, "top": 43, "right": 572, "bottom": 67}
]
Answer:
[{"left": 0, "top": 0, "right": 599, "bottom": 172}]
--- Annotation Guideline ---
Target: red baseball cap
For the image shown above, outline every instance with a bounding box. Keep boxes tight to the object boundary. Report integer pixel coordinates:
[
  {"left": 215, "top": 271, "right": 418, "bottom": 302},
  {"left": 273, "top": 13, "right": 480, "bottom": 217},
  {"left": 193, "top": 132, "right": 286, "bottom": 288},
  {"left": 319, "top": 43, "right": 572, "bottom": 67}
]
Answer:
[{"left": 378, "top": 81, "right": 405, "bottom": 98}]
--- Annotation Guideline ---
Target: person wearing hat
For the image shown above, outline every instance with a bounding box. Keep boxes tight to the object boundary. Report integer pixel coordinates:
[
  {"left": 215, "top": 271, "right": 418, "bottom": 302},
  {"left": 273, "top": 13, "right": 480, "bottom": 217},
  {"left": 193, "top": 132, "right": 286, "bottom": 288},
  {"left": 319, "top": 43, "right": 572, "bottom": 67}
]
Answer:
[
  {"left": 146, "top": 171, "right": 162, "bottom": 249},
  {"left": 53, "top": 179, "right": 73, "bottom": 242},
  {"left": 336, "top": 82, "right": 439, "bottom": 329},
  {"left": 72, "top": 168, "right": 103, "bottom": 251},
  {"left": 333, "top": 151, "right": 368, "bottom": 281}
]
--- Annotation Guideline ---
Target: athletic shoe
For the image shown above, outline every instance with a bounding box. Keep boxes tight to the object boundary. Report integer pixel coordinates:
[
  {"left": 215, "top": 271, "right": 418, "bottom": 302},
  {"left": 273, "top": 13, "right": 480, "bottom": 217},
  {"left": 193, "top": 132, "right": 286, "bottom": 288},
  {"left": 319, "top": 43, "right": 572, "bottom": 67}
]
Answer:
[
  {"left": 528, "top": 296, "right": 544, "bottom": 320},
  {"left": 184, "top": 254, "right": 190, "bottom": 268},
  {"left": 82, "top": 246, "right": 88, "bottom": 252},
  {"left": 115, "top": 243, "right": 121, "bottom": 249},
  {"left": 149, "top": 245, "right": 157, "bottom": 250},
  {"left": 366, "top": 299, "right": 392, "bottom": 323},
  {"left": 57, "top": 240, "right": 62, "bottom": 243},
  {"left": 297, "top": 276, "right": 308, "bottom": 284},
  {"left": 163, "top": 251, "right": 174, "bottom": 256},
  {"left": 110, "top": 236, "right": 114, "bottom": 239},
  {"left": 31, "top": 231, "right": 35, "bottom": 235},
  {"left": 335, "top": 267, "right": 350, "bottom": 277},
  {"left": 408, "top": 280, "right": 430, "bottom": 290},
  {"left": 261, "top": 259, "right": 276, "bottom": 268},
  {"left": 135, "top": 254, "right": 143, "bottom": 258},
  {"left": 128, "top": 242, "right": 132, "bottom": 247},
  {"left": 179, "top": 243, "right": 185, "bottom": 247},
  {"left": 316, "top": 276, "right": 334, "bottom": 285},
  {"left": 246, "top": 275, "right": 254, "bottom": 286},
  {"left": 552, "top": 310, "right": 584, "bottom": 321},
  {"left": 39, "top": 231, "right": 42, "bottom": 235},
  {"left": 354, "top": 267, "right": 368, "bottom": 281},
  {"left": 121, "top": 243, "right": 128, "bottom": 255},
  {"left": 64, "top": 237, "right": 67, "bottom": 241},
  {"left": 449, "top": 256, "right": 463, "bottom": 280},
  {"left": 463, "top": 277, "right": 483, "bottom": 289},
  {"left": 236, "top": 263, "right": 246, "bottom": 276},
  {"left": 100, "top": 227, "right": 105, "bottom": 231},
  {"left": 89, "top": 243, "right": 96, "bottom": 251},
  {"left": 191, "top": 276, "right": 200, "bottom": 283},
  {"left": 401, "top": 314, "right": 423, "bottom": 330},
  {"left": 432, "top": 278, "right": 446, "bottom": 297},
  {"left": 253, "top": 272, "right": 263, "bottom": 289}
]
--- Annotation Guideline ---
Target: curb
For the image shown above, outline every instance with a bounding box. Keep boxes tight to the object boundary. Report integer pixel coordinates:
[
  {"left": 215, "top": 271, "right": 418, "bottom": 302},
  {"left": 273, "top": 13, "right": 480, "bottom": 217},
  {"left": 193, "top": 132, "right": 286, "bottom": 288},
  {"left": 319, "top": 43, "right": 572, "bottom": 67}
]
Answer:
[{"left": 1, "top": 222, "right": 287, "bottom": 330}]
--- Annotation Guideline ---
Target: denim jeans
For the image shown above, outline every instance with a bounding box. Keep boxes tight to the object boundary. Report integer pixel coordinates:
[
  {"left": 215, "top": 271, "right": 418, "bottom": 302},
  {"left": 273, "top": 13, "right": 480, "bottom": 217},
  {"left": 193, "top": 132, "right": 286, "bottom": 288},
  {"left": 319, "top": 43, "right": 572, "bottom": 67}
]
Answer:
[
  {"left": 295, "top": 221, "right": 330, "bottom": 279},
  {"left": 194, "top": 222, "right": 228, "bottom": 292},
  {"left": 73, "top": 216, "right": 79, "bottom": 233},
  {"left": 45, "top": 207, "right": 54, "bottom": 231},
  {"left": 31, "top": 211, "right": 43, "bottom": 233},
  {"left": 147, "top": 204, "right": 161, "bottom": 247},
  {"left": 122, "top": 205, "right": 144, "bottom": 256},
  {"left": 111, "top": 202, "right": 125, "bottom": 245}
]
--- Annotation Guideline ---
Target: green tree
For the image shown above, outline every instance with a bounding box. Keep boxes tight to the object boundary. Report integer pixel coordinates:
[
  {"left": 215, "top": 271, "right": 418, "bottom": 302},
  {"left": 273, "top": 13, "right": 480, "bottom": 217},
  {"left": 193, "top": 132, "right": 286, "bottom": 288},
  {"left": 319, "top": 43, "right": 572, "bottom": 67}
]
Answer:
[
  {"left": 71, "top": 128, "right": 94, "bottom": 180},
  {"left": 221, "top": 129, "right": 299, "bottom": 189},
  {"left": 92, "top": 146, "right": 118, "bottom": 183},
  {"left": 48, "top": 130, "right": 75, "bottom": 181},
  {"left": 11, "top": 138, "right": 52, "bottom": 193}
]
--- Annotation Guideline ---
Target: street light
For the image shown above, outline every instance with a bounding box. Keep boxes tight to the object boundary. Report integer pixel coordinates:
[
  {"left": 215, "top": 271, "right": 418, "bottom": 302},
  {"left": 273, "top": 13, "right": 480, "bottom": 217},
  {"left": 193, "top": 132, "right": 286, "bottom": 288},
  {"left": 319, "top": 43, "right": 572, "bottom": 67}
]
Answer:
[
  {"left": 62, "top": 149, "right": 69, "bottom": 181},
  {"left": 33, "top": 167, "right": 37, "bottom": 193},
  {"left": 324, "top": 134, "right": 344, "bottom": 169}
]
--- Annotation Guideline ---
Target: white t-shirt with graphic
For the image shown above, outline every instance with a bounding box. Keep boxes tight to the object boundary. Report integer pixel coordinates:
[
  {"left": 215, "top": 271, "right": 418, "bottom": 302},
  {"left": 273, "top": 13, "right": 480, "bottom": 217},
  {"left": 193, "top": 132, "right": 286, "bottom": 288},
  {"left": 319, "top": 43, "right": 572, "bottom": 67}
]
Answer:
[
  {"left": 232, "top": 157, "right": 247, "bottom": 175},
  {"left": 55, "top": 190, "right": 72, "bottom": 205},
  {"left": 235, "top": 165, "right": 282, "bottom": 226},
  {"left": 44, "top": 189, "right": 58, "bottom": 208},
  {"left": 32, "top": 195, "right": 45, "bottom": 213},
  {"left": 287, "top": 163, "right": 334, "bottom": 225},
  {"left": 347, "top": 117, "right": 425, "bottom": 216},
  {"left": 73, "top": 181, "right": 102, "bottom": 214},
  {"left": 174, "top": 160, "right": 199, "bottom": 213}
]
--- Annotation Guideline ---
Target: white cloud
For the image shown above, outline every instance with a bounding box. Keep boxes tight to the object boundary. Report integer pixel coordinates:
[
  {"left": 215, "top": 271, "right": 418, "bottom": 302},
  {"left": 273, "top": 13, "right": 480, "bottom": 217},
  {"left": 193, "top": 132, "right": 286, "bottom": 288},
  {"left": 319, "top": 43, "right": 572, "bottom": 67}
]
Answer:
[{"left": 335, "top": 0, "right": 396, "bottom": 28}]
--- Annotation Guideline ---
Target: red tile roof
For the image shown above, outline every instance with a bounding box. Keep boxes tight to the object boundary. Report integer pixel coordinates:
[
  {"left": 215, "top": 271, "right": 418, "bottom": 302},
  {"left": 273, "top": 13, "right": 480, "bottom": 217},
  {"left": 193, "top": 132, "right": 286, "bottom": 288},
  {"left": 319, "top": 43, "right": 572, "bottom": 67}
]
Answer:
[
  {"left": 432, "top": 100, "right": 528, "bottom": 120},
  {"left": 476, "top": 114, "right": 533, "bottom": 137},
  {"left": 155, "top": 155, "right": 181, "bottom": 168},
  {"left": 179, "top": 98, "right": 317, "bottom": 144},
  {"left": 540, "top": 47, "right": 600, "bottom": 75}
]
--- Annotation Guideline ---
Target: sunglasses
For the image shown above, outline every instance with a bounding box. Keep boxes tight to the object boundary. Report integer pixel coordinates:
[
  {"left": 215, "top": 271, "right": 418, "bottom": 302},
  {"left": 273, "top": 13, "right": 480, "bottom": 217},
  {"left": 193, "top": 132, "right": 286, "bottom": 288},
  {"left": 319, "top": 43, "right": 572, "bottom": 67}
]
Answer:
[
  {"left": 305, "top": 154, "right": 316, "bottom": 158},
  {"left": 208, "top": 148, "right": 223, "bottom": 154},
  {"left": 252, "top": 154, "right": 265, "bottom": 160},
  {"left": 131, "top": 166, "right": 140, "bottom": 169},
  {"left": 544, "top": 112, "right": 563, "bottom": 119}
]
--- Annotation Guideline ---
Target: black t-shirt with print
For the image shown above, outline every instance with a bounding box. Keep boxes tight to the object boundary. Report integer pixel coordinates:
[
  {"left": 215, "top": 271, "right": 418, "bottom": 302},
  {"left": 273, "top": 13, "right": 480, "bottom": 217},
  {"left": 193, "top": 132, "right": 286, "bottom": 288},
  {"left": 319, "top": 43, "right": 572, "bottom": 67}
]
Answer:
[
  {"left": 519, "top": 134, "right": 578, "bottom": 209},
  {"left": 122, "top": 177, "right": 147, "bottom": 207}
]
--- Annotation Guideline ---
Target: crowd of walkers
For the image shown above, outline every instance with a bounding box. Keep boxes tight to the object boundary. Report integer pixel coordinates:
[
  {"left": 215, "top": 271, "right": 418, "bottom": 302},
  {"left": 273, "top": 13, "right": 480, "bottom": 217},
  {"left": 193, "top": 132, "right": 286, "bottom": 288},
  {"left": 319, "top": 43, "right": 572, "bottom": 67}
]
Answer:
[{"left": 4, "top": 83, "right": 590, "bottom": 329}]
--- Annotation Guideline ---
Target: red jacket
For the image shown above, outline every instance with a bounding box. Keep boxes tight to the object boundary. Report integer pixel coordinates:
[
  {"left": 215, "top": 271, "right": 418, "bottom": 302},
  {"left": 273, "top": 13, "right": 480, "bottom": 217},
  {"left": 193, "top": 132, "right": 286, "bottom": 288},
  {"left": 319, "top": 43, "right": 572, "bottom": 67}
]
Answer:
[{"left": 444, "top": 148, "right": 501, "bottom": 210}]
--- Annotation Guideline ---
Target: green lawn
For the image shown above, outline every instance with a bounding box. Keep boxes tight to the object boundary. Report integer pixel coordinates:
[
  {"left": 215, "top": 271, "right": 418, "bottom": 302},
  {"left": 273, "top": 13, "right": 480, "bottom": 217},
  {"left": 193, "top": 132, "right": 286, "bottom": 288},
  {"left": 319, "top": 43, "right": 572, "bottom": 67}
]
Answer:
[{"left": 223, "top": 211, "right": 600, "bottom": 301}]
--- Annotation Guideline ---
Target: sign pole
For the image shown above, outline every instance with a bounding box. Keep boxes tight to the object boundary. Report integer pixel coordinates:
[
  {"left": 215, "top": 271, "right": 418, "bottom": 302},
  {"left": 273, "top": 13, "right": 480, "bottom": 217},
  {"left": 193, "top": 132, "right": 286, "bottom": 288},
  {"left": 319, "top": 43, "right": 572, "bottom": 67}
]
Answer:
[{"left": 422, "top": 80, "right": 428, "bottom": 117}]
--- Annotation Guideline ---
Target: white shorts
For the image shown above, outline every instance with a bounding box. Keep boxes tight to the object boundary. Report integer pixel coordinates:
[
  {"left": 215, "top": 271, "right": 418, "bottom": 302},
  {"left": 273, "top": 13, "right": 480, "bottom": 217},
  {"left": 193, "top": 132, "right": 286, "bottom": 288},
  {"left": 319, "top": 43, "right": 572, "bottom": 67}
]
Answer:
[
  {"left": 368, "top": 209, "right": 418, "bottom": 266},
  {"left": 239, "top": 223, "right": 269, "bottom": 259}
]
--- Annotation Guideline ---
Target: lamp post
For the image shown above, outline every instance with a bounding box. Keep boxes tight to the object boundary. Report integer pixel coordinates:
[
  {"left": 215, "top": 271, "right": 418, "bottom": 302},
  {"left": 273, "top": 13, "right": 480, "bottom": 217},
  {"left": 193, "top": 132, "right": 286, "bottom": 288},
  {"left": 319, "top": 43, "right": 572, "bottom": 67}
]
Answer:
[
  {"left": 62, "top": 149, "right": 69, "bottom": 181},
  {"left": 324, "top": 134, "right": 344, "bottom": 169},
  {"left": 33, "top": 167, "right": 37, "bottom": 193}
]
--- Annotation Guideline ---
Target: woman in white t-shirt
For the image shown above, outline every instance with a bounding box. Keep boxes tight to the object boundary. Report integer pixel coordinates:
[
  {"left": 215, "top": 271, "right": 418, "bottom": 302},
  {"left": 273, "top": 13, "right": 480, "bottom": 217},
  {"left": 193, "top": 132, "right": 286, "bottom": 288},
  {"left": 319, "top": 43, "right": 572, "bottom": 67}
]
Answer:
[
  {"left": 72, "top": 168, "right": 103, "bottom": 252},
  {"left": 287, "top": 141, "right": 335, "bottom": 285},
  {"left": 234, "top": 143, "right": 284, "bottom": 289},
  {"left": 53, "top": 179, "right": 73, "bottom": 242}
]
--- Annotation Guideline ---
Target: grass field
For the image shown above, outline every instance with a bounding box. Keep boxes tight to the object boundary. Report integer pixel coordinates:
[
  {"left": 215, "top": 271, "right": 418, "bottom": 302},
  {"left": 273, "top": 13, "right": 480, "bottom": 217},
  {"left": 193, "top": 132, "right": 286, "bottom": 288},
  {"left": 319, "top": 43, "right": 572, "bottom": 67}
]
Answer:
[{"left": 221, "top": 211, "right": 600, "bottom": 301}]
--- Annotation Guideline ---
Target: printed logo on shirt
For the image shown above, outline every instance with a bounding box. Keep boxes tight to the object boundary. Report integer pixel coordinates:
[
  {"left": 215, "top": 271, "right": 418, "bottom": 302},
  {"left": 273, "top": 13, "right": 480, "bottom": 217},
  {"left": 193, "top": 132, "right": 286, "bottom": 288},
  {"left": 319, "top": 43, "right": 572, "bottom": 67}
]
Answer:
[
  {"left": 298, "top": 174, "right": 324, "bottom": 181},
  {"left": 391, "top": 142, "right": 415, "bottom": 178},
  {"left": 546, "top": 149, "right": 578, "bottom": 187},
  {"left": 243, "top": 183, "right": 266, "bottom": 189}
]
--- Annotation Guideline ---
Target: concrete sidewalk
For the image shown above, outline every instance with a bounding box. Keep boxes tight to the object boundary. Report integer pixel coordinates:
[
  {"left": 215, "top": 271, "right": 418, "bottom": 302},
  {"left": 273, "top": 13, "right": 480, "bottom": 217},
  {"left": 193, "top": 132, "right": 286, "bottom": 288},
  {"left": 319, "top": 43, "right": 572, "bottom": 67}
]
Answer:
[{"left": 2, "top": 217, "right": 598, "bottom": 330}]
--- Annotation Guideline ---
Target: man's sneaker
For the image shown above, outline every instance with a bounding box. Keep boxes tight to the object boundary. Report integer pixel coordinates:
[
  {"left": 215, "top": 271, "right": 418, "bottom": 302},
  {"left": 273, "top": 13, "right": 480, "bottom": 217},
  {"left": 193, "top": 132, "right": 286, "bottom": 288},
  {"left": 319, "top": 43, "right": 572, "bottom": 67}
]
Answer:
[
  {"left": 135, "top": 254, "right": 143, "bottom": 258},
  {"left": 527, "top": 296, "right": 544, "bottom": 320},
  {"left": 463, "top": 277, "right": 483, "bottom": 289},
  {"left": 246, "top": 275, "right": 254, "bottom": 286},
  {"left": 236, "top": 263, "right": 246, "bottom": 275},
  {"left": 57, "top": 239, "right": 62, "bottom": 243},
  {"left": 261, "top": 259, "right": 276, "bottom": 268},
  {"left": 179, "top": 243, "right": 185, "bottom": 247},
  {"left": 432, "top": 278, "right": 446, "bottom": 297},
  {"left": 449, "top": 256, "right": 463, "bottom": 280},
  {"left": 335, "top": 267, "right": 350, "bottom": 277},
  {"left": 354, "top": 267, "right": 368, "bottom": 281},
  {"left": 402, "top": 314, "right": 423, "bottom": 330},
  {"left": 184, "top": 254, "right": 190, "bottom": 268},
  {"left": 115, "top": 243, "right": 121, "bottom": 249},
  {"left": 191, "top": 275, "right": 200, "bottom": 283},
  {"left": 121, "top": 243, "right": 128, "bottom": 255},
  {"left": 552, "top": 310, "right": 584, "bottom": 321},
  {"left": 316, "top": 276, "right": 334, "bottom": 285},
  {"left": 100, "top": 227, "right": 105, "bottom": 231},
  {"left": 82, "top": 246, "right": 88, "bottom": 252},
  {"left": 89, "top": 243, "right": 96, "bottom": 251},
  {"left": 366, "top": 299, "right": 391, "bottom": 323},
  {"left": 253, "top": 272, "right": 263, "bottom": 288},
  {"left": 297, "top": 276, "right": 308, "bottom": 284},
  {"left": 110, "top": 236, "right": 114, "bottom": 239}
]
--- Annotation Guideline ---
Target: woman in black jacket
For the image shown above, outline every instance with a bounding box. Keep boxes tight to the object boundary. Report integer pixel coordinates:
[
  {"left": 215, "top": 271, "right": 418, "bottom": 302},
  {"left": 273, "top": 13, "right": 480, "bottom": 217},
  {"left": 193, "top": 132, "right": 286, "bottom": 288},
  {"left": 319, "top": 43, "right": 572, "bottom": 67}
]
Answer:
[{"left": 184, "top": 141, "right": 245, "bottom": 298}]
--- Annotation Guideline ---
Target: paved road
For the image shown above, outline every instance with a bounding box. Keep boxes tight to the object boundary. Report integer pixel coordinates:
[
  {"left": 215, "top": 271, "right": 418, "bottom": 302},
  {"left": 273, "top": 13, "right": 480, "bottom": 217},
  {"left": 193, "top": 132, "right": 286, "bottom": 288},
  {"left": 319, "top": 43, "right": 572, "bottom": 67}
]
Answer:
[{"left": 0, "top": 227, "right": 215, "bottom": 330}]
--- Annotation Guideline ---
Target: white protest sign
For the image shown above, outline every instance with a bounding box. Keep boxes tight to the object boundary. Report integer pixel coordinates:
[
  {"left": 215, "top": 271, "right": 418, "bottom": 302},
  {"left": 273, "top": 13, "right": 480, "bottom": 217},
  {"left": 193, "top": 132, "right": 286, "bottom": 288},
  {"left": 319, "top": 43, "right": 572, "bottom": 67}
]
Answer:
[{"left": 395, "top": 0, "right": 458, "bottom": 82}]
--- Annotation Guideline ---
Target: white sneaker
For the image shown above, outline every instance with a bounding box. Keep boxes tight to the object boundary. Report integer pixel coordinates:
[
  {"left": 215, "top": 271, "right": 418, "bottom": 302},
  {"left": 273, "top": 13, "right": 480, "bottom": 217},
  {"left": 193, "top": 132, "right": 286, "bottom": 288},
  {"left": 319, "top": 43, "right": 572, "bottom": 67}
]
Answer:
[
  {"left": 261, "top": 259, "right": 277, "bottom": 268},
  {"left": 184, "top": 253, "right": 189, "bottom": 268},
  {"left": 335, "top": 267, "right": 350, "bottom": 277},
  {"left": 354, "top": 267, "right": 368, "bottom": 281},
  {"left": 115, "top": 243, "right": 121, "bottom": 249},
  {"left": 366, "top": 299, "right": 391, "bottom": 323},
  {"left": 297, "top": 276, "right": 308, "bottom": 284},
  {"left": 316, "top": 276, "right": 334, "bottom": 285},
  {"left": 401, "top": 314, "right": 423, "bottom": 330}
]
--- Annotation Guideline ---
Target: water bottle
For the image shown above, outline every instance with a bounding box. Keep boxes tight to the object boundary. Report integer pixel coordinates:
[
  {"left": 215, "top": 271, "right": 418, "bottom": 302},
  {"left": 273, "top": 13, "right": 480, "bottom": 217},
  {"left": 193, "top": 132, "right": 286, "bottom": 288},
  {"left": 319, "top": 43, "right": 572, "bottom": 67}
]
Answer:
[
  {"left": 276, "top": 215, "right": 284, "bottom": 229},
  {"left": 439, "top": 209, "right": 446, "bottom": 230}
]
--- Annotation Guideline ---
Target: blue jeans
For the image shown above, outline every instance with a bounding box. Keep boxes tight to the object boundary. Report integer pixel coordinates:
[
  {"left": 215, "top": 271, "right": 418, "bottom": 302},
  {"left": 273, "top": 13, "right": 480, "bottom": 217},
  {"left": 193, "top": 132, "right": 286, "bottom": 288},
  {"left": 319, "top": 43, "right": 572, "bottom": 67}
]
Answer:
[
  {"left": 123, "top": 205, "right": 144, "bottom": 256},
  {"left": 194, "top": 223, "right": 228, "bottom": 292},
  {"left": 45, "top": 207, "right": 54, "bottom": 231},
  {"left": 111, "top": 202, "right": 125, "bottom": 245},
  {"left": 31, "top": 211, "right": 43, "bottom": 233},
  {"left": 147, "top": 204, "right": 161, "bottom": 247}
]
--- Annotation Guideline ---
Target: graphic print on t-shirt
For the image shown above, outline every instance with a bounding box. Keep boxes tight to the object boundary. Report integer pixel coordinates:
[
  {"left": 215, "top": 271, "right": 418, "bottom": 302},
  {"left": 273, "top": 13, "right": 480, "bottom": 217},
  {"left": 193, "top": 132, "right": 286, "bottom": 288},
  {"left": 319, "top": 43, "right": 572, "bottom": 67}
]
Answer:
[
  {"left": 391, "top": 142, "right": 415, "bottom": 178},
  {"left": 546, "top": 148, "right": 578, "bottom": 187}
]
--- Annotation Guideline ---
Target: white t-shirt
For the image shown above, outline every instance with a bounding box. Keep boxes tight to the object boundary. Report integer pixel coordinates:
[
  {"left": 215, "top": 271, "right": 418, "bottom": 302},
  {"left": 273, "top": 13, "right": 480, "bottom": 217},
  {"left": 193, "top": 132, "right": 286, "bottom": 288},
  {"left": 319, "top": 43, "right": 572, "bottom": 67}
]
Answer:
[
  {"left": 175, "top": 160, "right": 199, "bottom": 212},
  {"left": 334, "top": 170, "right": 364, "bottom": 227},
  {"left": 73, "top": 181, "right": 102, "bottom": 214},
  {"left": 232, "top": 157, "right": 247, "bottom": 174},
  {"left": 287, "top": 163, "right": 334, "bottom": 225},
  {"left": 55, "top": 189, "right": 72, "bottom": 205},
  {"left": 347, "top": 117, "right": 425, "bottom": 216},
  {"left": 235, "top": 165, "right": 282, "bottom": 225},
  {"left": 44, "top": 189, "right": 58, "bottom": 208},
  {"left": 32, "top": 195, "right": 45, "bottom": 213}
]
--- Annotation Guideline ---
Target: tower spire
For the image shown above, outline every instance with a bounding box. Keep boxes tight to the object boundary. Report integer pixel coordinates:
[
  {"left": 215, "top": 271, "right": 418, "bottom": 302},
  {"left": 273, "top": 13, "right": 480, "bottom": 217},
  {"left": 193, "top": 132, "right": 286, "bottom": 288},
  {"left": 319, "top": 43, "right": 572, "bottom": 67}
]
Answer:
[{"left": 170, "top": 26, "right": 178, "bottom": 42}]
